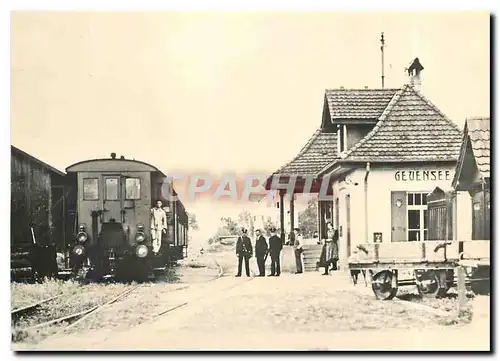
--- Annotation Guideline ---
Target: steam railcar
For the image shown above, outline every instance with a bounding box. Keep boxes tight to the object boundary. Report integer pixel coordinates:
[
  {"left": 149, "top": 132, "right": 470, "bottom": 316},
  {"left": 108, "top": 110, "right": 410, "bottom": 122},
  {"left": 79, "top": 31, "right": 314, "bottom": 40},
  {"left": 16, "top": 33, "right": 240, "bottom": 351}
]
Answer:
[{"left": 65, "top": 153, "right": 188, "bottom": 282}]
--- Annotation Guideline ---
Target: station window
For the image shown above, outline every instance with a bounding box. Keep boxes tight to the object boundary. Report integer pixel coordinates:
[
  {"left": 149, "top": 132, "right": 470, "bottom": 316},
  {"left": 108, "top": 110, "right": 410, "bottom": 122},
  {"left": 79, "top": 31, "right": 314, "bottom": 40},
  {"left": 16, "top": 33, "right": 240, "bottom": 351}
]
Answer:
[
  {"left": 125, "top": 178, "right": 141, "bottom": 200},
  {"left": 83, "top": 178, "right": 99, "bottom": 200},
  {"left": 105, "top": 178, "right": 119, "bottom": 200},
  {"left": 407, "top": 192, "right": 429, "bottom": 241}
]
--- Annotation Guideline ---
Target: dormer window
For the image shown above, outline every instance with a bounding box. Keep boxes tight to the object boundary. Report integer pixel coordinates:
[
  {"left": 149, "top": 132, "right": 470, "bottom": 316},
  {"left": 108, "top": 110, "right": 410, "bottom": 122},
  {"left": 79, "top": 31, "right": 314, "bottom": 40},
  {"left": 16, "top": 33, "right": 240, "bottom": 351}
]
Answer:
[{"left": 337, "top": 124, "right": 347, "bottom": 153}]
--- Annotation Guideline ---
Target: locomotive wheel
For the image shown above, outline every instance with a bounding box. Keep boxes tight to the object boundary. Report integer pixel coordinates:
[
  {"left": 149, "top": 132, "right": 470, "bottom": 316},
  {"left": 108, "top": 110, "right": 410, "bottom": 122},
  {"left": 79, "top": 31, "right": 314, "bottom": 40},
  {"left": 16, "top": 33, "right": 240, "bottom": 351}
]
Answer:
[
  {"left": 470, "top": 266, "right": 490, "bottom": 296},
  {"left": 371, "top": 270, "right": 398, "bottom": 300},
  {"left": 416, "top": 271, "right": 449, "bottom": 298}
]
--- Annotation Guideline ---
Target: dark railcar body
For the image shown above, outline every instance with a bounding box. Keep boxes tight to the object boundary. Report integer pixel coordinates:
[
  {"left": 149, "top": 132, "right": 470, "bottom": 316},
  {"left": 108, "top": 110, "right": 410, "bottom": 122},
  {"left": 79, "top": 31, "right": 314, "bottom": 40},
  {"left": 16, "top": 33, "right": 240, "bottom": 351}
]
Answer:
[
  {"left": 65, "top": 154, "right": 188, "bottom": 281},
  {"left": 10, "top": 146, "right": 65, "bottom": 281}
]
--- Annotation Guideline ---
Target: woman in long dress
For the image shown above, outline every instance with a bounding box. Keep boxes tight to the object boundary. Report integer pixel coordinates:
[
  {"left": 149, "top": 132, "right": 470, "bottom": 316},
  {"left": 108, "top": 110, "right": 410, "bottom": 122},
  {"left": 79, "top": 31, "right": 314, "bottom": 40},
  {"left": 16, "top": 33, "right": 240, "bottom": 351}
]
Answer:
[{"left": 318, "top": 222, "right": 339, "bottom": 275}]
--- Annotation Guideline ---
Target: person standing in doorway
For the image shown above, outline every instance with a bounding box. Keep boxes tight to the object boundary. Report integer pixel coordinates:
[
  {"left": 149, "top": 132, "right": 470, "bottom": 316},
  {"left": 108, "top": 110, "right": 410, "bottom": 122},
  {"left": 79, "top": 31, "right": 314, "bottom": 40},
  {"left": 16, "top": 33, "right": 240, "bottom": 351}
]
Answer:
[
  {"left": 321, "top": 222, "right": 339, "bottom": 274},
  {"left": 268, "top": 227, "right": 282, "bottom": 277},
  {"left": 293, "top": 228, "right": 304, "bottom": 274},
  {"left": 254, "top": 229, "right": 268, "bottom": 277},
  {"left": 235, "top": 228, "right": 253, "bottom": 277},
  {"left": 150, "top": 200, "right": 167, "bottom": 255}
]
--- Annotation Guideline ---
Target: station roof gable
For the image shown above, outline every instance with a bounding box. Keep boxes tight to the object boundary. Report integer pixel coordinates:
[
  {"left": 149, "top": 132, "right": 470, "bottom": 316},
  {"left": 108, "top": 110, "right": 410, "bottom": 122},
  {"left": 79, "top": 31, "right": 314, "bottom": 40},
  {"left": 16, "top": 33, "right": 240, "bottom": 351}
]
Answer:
[
  {"left": 463, "top": 117, "right": 490, "bottom": 178},
  {"left": 318, "top": 84, "right": 463, "bottom": 175},
  {"left": 323, "top": 88, "right": 398, "bottom": 124},
  {"left": 452, "top": 117, "right": 490, "bottom": 189}
]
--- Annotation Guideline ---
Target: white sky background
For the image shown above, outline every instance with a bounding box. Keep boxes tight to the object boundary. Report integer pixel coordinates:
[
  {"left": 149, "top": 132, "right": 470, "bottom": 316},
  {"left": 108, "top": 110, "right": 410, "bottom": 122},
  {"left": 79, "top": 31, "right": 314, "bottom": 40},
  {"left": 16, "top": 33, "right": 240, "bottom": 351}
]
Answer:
[{"left": 10, "top": 11, "right": 490, "bottom": 240}]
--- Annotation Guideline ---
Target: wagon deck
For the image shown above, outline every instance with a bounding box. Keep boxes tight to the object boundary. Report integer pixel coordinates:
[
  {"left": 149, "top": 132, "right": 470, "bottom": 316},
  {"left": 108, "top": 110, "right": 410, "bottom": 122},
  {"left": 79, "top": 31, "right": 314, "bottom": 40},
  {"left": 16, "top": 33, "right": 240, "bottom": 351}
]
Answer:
[{"left": 349, "top": 240, "right": 490, "bottom": 300}]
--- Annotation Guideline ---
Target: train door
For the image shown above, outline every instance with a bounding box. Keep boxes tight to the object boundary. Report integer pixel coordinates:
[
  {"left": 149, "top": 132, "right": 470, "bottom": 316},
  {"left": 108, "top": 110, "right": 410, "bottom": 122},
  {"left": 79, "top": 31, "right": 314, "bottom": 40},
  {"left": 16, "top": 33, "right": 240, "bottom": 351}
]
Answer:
[
  {"left": 103, "top": 176, "right": 122, "bottom": 223},
  {"left": 122, "top": 176, "right": 141, "bottom": 244}
]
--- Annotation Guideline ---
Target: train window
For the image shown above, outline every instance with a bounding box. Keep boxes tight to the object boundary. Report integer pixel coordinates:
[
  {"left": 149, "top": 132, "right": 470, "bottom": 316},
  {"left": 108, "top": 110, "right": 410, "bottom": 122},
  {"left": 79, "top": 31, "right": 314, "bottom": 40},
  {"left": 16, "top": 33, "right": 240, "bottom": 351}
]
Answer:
[
  {"left": 105, "top": 178, "right": 119, "bottom": 200},
  {"left": 125, "top": 178, "right": 141, "bottom": 200},
  {"left": 83, "top": 178, "right": 99, "bottom": 200}
]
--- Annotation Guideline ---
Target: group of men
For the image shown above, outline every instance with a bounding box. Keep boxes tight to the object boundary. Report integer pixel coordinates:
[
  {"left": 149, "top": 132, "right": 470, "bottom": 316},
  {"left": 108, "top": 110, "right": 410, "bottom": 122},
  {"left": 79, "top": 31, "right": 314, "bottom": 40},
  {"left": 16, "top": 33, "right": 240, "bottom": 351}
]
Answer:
[{"left": 235, "top": 227, "right": 304, "bottom": 277}]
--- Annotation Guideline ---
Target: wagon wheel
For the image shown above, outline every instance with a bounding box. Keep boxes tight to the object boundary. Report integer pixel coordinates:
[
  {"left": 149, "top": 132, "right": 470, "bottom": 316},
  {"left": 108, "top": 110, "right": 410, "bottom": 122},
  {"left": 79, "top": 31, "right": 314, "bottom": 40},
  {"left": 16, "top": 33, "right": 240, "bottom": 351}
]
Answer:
[
  {"left": 470, "top": 266, "right": 490, "bottom": 296},
  {"left": 371, "top": 270, "right": 398, "bottom": 300},
  {"left": 415, "top": 270, "right": 448, "bottom": 298}
]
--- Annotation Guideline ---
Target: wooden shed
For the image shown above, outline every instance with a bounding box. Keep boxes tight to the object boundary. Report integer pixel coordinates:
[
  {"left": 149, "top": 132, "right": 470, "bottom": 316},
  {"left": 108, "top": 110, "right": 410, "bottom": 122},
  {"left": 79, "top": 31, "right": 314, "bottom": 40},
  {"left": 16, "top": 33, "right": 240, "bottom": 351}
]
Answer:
[
  {"left": 11, "top": 146, "right": 70, "bottom": 281},
  {"left": 451, "top": 117, "right": 490, "bottom": 240}
]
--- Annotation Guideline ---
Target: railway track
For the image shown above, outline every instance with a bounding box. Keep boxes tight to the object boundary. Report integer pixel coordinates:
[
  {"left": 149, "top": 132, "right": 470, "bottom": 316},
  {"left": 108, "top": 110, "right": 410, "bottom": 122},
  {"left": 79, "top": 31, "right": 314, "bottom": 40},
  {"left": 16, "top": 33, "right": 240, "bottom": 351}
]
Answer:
[
  {"left": 12, "top": 285, "right": 142, "bottom": 341},
  {"left": 12, "top": 294, "right": 65, "bottom": 325},
  {"left": 13, "top": 255, "right": 227, "bottom": 346}
]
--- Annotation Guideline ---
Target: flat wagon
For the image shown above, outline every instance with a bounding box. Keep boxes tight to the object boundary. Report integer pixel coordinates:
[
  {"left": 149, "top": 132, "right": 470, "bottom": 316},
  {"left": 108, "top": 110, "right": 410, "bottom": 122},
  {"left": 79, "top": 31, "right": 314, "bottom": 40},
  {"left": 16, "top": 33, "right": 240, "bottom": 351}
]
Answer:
[{"left": 349, "top": 240, "right": 490, "bottom": 300}]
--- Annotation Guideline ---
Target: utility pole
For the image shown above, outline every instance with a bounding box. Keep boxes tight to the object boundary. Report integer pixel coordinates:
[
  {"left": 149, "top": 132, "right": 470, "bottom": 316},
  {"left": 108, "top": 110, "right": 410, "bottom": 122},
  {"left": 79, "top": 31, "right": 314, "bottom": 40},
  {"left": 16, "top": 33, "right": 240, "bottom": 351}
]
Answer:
[{"left": 380, "top": 32, "right": 385, "bottom": 89}]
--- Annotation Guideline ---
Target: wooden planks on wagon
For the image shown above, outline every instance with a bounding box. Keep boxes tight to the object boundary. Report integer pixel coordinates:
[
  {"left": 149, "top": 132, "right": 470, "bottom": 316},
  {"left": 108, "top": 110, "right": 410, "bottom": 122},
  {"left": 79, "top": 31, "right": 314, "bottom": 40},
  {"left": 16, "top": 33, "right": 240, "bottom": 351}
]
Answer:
[
  {"left": 462, "top": 240, "right": 490, "bottom": 261},
  {"left": 354, "top": 240, "right": 489, "bottom": 266}
]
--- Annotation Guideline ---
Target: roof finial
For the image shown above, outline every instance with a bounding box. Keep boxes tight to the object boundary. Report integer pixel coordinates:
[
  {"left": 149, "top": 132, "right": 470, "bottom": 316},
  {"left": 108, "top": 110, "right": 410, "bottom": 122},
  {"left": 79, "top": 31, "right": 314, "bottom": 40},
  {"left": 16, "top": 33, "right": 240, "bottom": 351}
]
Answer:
[{"left": 380, "top": 32, "right": 385, "bottom": 89}]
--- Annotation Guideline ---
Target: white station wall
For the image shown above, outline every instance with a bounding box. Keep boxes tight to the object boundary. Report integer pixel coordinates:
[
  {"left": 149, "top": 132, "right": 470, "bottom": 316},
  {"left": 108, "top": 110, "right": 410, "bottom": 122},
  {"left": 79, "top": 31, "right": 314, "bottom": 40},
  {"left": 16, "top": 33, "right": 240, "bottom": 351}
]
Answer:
[{"left": 331, "top": 164, "right": 472, "bottom": 266}]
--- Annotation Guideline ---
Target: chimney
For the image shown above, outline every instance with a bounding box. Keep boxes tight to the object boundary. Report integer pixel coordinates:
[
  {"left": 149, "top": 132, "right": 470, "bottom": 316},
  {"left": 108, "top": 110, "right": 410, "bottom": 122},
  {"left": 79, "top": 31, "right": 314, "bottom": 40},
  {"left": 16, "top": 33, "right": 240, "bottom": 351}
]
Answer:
[
  {"left": 110, "top": 152, "right": 116, "bottom": 159},
  {"left": 407, "top": 57, "right": 424, "bottom": 92}
]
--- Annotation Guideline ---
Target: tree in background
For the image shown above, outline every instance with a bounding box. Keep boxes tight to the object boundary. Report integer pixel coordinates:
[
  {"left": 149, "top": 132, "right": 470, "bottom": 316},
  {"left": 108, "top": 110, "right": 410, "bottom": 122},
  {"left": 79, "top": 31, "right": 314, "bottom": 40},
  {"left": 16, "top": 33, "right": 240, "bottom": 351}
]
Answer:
[
  {"left": 207, "top": 217, "right": 239, "bottom": 245},
  {"left": 220, "top": 217, "right": 238, "bottom": 234},
  {"left": 187, "top": 212, "right": 199, "bottom": 231},
  {"left": 298, "top": 198, "right": 318, "bottom": 238},
  {"left": 237, "top": 209, "right": 254, "bottom": 236},
  {"left": 263, "top": 216, "right": 277, "bottom": 235}
]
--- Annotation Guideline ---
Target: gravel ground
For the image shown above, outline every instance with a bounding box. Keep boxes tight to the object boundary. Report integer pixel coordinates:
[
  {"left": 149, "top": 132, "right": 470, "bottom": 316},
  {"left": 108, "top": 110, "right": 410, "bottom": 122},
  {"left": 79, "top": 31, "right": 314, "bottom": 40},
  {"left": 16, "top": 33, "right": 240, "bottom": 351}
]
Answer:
[{"left": 176, "top": 274, "right": 451, "bottom": 335}]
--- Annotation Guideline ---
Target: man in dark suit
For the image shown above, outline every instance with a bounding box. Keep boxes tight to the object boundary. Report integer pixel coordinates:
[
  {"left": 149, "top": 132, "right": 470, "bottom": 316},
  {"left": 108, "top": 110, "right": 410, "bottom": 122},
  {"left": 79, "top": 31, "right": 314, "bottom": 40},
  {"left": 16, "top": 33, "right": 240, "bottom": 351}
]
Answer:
[
  {"left": 254, "top": 229, "right": 268, "bottom": 277},
  {"left": 268, "top": 227, "right": 282, "bottom": 277},
  {"left": 235, "top": 228, "right": 253, "bottom": 277}
]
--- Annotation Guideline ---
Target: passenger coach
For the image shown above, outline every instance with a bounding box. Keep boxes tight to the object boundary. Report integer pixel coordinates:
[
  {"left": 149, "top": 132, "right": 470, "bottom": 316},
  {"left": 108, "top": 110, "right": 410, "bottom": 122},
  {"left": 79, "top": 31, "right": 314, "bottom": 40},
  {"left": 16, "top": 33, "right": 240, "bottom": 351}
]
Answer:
[{"left": 65, "top": 153, "right": 188, "bottom": 281}]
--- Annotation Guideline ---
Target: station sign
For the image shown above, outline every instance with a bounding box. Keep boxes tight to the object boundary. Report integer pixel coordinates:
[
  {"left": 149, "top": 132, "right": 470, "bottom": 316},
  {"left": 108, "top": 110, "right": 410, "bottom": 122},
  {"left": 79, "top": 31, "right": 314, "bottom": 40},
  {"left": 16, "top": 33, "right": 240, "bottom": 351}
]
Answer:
[{"left": 394, "top": 170, "right": 452, "bottom": 182}]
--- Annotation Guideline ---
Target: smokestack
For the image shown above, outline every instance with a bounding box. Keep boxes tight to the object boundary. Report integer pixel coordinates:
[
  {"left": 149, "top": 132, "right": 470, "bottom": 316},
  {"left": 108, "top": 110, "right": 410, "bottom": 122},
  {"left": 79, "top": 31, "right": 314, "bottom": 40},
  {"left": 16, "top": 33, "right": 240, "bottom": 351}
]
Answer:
[
  {"left": 110, "top": 152, "right": 116, "bottom": 159},
  {"left": 407, "top": 57, "right": 424, "bottom": 92}
]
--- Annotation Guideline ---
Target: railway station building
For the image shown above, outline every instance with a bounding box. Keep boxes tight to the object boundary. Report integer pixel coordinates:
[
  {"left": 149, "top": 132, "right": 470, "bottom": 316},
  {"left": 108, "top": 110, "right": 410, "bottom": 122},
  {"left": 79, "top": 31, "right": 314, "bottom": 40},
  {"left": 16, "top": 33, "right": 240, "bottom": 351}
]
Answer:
[{"left": 265, "top": 58, "right": 473, "bottom": 269}]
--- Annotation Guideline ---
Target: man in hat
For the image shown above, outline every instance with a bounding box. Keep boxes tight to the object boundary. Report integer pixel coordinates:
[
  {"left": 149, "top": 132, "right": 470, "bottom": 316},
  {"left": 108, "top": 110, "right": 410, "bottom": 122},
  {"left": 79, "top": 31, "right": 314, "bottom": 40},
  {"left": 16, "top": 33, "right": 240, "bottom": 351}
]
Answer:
[
  {"left": 254, "top": 229, "right": 268, "bottom": 277},
  {"left": 235, "top": 228, "right": 253, "bottom": 277},
  {"left": 268, "top": 227, "right": 282, "bottom": 277},
  {"left": 150, "top": 200, "right": 167, "bottom": 255}
]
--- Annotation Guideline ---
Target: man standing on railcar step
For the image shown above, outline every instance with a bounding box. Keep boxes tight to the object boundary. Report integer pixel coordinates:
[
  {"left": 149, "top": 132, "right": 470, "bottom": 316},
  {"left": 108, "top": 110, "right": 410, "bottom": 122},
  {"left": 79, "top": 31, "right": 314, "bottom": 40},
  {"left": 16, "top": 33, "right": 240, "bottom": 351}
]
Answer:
[
  {"left": 254, "top": 229, "right": 268, "bottom": 277},
  {"left": 235, "top": 228, "right": 253, "bottom": 277},
  {"left": 268, "top": 227, "right": 282, "bottom": 277},
  {"left": 150, "top": 200, "right": 167, "bottom": 255}
]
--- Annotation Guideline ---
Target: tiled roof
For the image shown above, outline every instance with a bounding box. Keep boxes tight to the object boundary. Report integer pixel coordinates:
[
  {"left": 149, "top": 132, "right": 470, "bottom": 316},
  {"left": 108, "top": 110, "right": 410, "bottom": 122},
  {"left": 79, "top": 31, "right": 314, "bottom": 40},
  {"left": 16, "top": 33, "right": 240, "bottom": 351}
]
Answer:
[
  {"left": 271, "top": 129, "right": 337, "bottom": 176},
  {"left": 319, "top": 84, "right": 463, "bottom": 171},
  {"left": 325, "top": 88, "right": 398, "bottom": 120},
  {"left": 464, "top": 117, "right": 490, "bottom": 177}
]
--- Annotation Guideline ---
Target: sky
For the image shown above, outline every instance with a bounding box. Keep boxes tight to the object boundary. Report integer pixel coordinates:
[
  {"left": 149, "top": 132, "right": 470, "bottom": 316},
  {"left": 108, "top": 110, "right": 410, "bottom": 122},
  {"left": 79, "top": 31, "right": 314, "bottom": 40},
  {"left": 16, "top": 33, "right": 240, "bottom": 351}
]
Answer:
[{"left": 10, "top": 12, "right": 490, "bottom": 239}]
